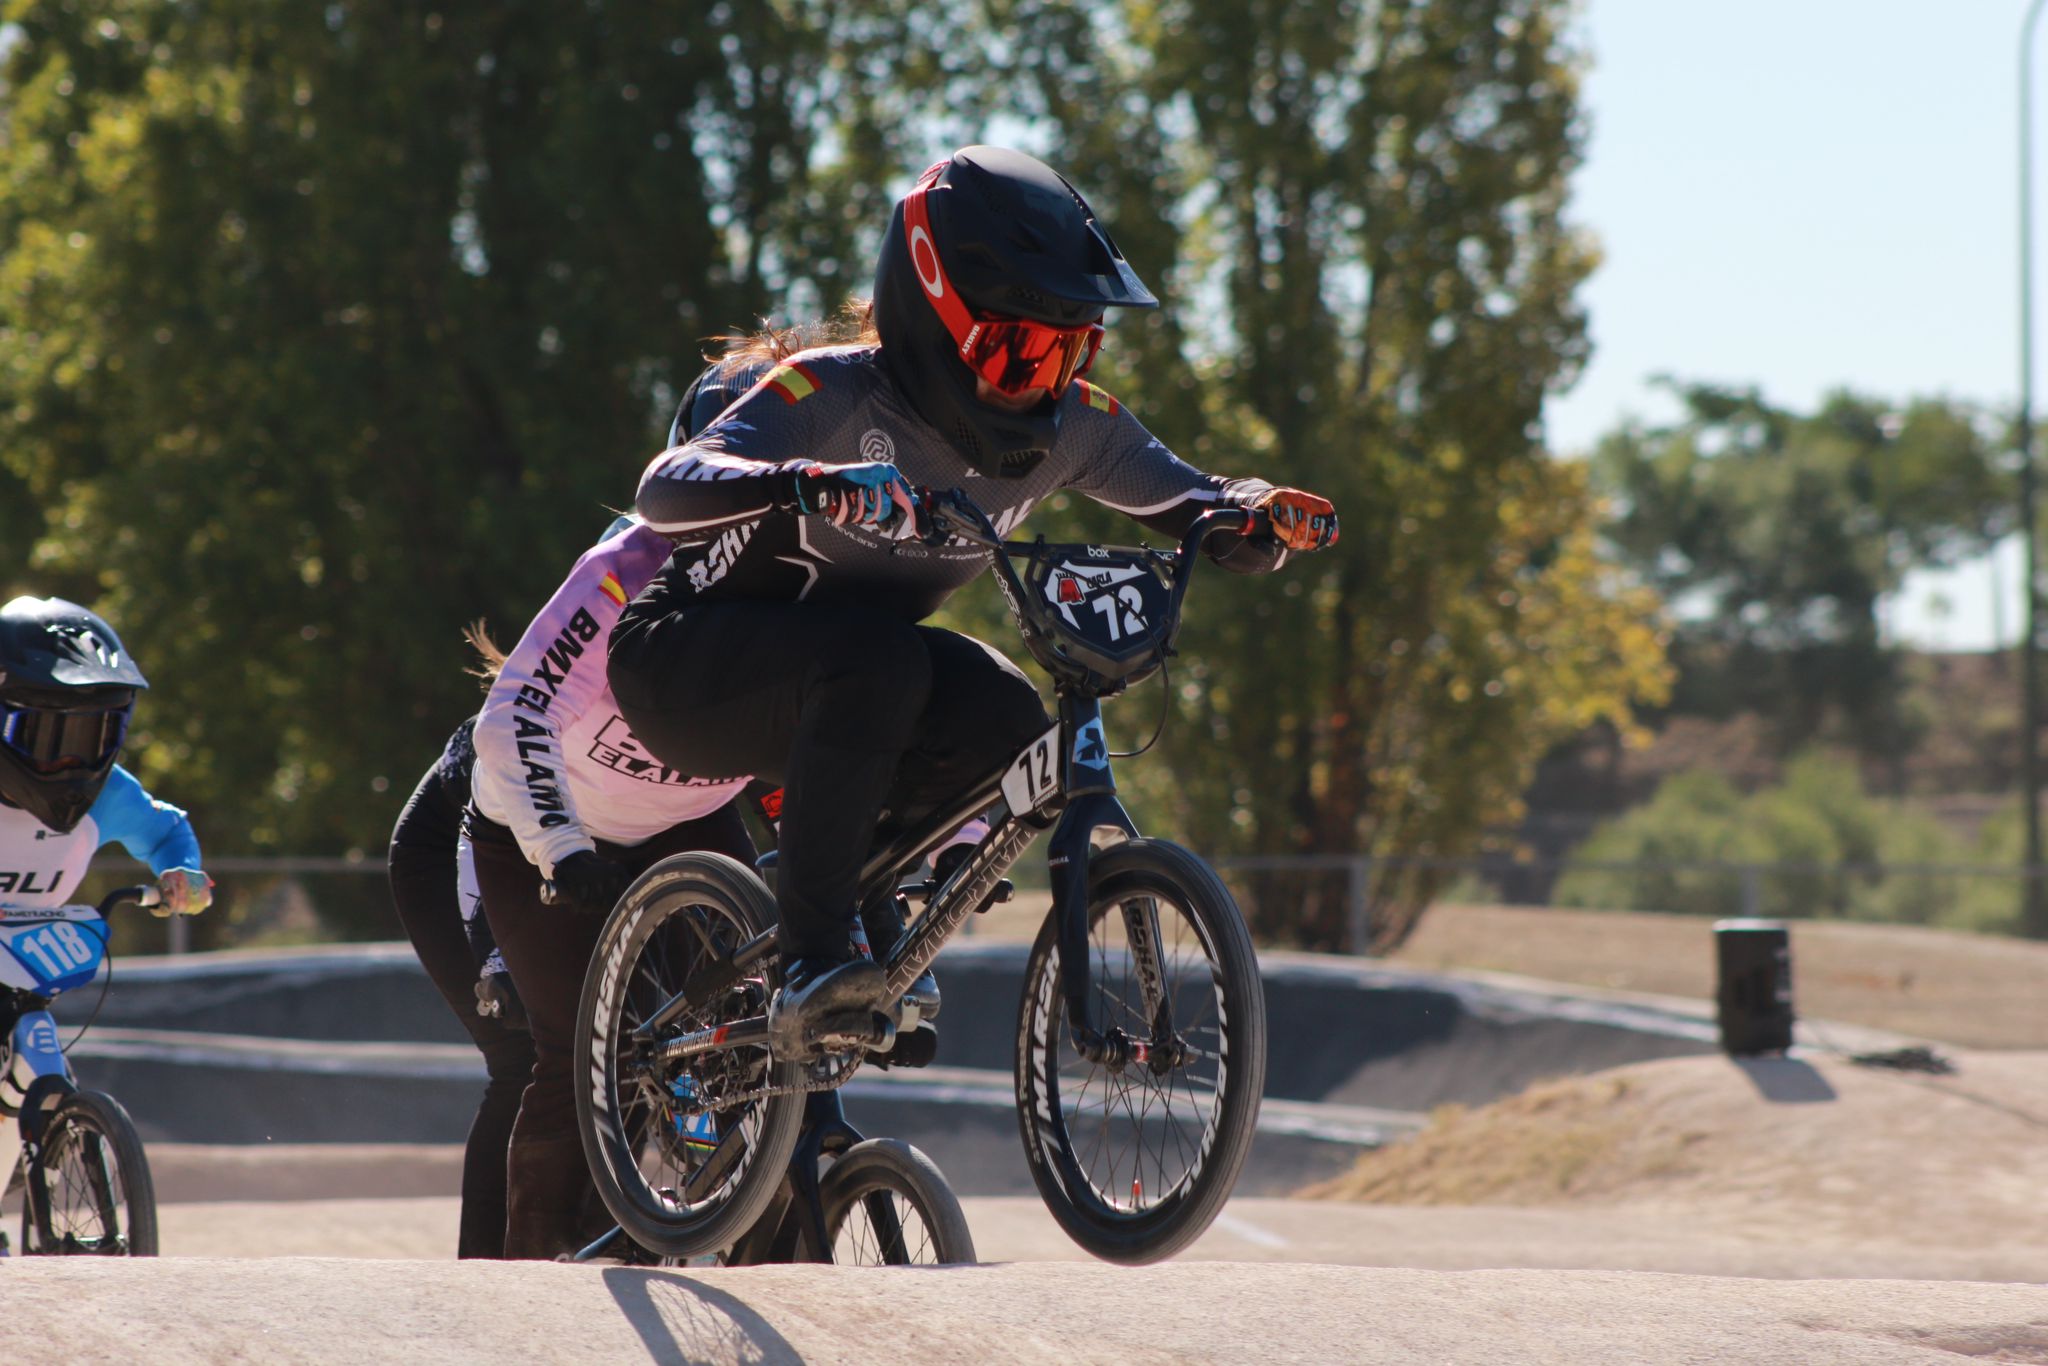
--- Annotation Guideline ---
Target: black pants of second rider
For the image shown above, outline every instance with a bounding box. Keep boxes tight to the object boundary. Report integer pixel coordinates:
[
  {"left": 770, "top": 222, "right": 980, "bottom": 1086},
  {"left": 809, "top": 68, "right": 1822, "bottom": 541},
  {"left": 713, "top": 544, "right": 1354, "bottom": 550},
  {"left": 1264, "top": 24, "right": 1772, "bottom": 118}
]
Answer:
[
  {"left": 609, "top": 597, "right": 1050, "bottom": 963},
  {"left": 468, "top": 802, "right": 755, "bottom": 1260},
  {"left": 387, "top": 763, "right": 536, "bottom": 1261}
]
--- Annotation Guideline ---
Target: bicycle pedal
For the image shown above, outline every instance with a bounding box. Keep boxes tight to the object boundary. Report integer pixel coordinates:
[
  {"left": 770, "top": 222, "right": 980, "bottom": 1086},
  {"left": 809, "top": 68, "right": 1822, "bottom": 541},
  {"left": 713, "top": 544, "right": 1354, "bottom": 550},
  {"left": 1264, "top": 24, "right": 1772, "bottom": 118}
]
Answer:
[
  {"left": 811, "top": 1008, "right": 894, "bottom": 1051},
  {"left": 869, "top": 1021, "right": 938, "bottom": 1069},
  {"left": 974, "top": 878, "right": 1015, "bottom": 911}
]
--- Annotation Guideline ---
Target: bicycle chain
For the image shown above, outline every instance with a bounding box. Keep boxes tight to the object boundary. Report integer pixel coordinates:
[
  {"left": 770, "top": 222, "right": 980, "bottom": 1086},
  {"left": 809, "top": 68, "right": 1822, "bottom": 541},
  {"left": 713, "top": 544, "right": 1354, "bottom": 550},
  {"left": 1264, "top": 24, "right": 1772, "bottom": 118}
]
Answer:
[{"left": 684, "top": 1052, "right": 865, "bottom": 1112}]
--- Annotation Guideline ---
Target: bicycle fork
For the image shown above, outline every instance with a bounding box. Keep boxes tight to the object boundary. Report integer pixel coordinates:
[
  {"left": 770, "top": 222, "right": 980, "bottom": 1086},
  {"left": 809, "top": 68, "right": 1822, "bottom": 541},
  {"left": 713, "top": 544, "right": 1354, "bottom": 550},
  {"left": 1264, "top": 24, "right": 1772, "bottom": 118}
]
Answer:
[{"left": 1043, "top": 694, "right": 1180, "bottom": 1070}]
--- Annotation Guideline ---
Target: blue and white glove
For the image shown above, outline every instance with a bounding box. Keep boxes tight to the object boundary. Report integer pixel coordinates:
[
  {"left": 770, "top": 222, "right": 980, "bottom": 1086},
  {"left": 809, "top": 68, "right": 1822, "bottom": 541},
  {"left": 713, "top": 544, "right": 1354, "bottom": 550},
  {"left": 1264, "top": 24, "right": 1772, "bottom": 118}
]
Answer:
[{"left": 784, "top": 461, "right": 918, "bottom": 538}]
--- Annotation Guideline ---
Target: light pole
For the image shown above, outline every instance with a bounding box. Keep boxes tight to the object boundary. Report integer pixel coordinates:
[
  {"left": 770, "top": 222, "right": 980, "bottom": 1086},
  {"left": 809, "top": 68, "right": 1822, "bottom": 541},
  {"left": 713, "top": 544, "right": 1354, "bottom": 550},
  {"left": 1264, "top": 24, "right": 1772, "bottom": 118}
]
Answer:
[{"left": 2021, "top": 0, "right": 2048, "bottom": 936}]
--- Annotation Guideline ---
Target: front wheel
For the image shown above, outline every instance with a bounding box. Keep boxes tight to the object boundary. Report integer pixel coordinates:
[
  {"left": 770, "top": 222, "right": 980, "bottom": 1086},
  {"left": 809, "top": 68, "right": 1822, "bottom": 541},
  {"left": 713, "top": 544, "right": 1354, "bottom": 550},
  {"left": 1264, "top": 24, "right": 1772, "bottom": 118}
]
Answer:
[
  {"left": 1015, "top": 839, "right": 1266, "bottom": 1265},
  {"left": 817, "top": 1138, "right": 977, "bottom": 1266},
  {"left": 20, "top": 1089, "right": 158, "bottom": 1256},
  {"left": 575, "top": 852, "right": 806, "bottom": 1260}
]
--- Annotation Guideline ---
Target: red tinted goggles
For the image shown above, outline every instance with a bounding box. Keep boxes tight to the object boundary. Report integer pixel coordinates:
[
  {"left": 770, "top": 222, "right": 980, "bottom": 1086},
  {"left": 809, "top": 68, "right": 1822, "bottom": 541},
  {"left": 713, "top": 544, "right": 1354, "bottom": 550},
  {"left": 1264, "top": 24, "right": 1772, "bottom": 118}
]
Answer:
[
  {"left": 960, "top": 316, "right": 1103, "bottom": 397},
  {"left": 904, "top": 163, "right": 1103, "bottom": 399}
]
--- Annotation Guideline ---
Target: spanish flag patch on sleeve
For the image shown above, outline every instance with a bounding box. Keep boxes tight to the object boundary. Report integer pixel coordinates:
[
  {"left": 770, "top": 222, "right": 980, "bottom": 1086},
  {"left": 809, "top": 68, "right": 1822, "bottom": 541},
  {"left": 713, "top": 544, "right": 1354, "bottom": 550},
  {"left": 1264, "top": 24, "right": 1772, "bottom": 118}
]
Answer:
[
  {"left": 598, "top": 571, "right": 628, "bottom": 606},
  {"left": 764, "top": 361, "right": 822, "bottom": 405},
  {"left": 1076, "top": 379, "right": 1120, "bottom": 416}
]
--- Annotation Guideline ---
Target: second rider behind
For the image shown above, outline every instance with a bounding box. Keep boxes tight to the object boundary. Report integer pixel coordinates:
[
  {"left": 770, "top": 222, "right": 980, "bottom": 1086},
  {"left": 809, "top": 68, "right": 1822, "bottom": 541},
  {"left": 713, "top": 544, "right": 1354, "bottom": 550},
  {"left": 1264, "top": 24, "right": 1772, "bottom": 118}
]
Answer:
[
  {"left": 466, "top": 513, "right": 757, "bottom": 1258},
  {"left": 610, "top": 146, "right": 1339, "bottom": 1052}
]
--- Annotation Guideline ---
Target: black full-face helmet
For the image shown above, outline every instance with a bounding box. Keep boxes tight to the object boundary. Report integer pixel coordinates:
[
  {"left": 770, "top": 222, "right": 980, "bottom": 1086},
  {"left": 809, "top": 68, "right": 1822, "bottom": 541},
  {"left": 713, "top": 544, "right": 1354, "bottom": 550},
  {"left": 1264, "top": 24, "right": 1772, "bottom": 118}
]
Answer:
[
  {"left": 0, "top": 596, "right": 148, "bottom": 833},
  {"left": 872, "top": 146, "right": 1158, "bottom": 479}
]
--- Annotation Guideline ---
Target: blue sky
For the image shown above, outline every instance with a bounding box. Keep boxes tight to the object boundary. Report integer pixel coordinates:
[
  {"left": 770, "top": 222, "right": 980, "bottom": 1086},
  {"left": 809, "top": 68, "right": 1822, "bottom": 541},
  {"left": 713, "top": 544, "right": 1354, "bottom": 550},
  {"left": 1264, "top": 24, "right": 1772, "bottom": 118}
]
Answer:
[{"left": 1551, "top": 2, "right": 2023, "bottom": 650}]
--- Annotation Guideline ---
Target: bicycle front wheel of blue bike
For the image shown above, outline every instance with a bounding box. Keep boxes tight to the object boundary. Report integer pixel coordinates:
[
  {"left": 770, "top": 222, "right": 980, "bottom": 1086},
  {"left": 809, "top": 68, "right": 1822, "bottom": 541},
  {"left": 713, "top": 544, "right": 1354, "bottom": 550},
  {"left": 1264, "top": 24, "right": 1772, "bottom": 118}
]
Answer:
[
  {"left": 20, "top": 1088, "right": 158, "bottom": 1256},
  {"left": 1015, "top": 839, "right": 1267, "bottom": 1265},
  {"left": 575, "top": 852, "right": 805, "bottom": 1260}
]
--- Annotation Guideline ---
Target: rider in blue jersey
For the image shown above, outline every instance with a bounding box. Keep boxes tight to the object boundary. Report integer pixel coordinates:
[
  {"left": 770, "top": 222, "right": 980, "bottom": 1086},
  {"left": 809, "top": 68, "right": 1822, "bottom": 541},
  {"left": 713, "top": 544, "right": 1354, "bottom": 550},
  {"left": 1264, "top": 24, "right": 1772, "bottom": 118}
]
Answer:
[{"left": 0, "top": 596, "right": 212, "bottom": 917}]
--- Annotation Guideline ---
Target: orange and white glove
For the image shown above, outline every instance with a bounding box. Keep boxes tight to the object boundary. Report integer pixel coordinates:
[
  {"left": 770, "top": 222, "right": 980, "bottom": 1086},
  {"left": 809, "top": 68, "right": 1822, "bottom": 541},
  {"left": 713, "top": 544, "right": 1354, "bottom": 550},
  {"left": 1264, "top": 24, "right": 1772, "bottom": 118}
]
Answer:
[
  {"left": 1253, "top": 488, "right": 1340, "bottom": 551},
  {"left": 154, "top": 867, "right": 214, "bottom": 917}
]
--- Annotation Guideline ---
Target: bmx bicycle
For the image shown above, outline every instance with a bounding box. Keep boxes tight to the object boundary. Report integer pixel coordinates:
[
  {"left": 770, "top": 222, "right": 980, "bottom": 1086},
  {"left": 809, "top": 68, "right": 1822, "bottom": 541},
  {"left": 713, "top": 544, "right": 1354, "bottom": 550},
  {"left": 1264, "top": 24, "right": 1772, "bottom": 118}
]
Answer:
[
  {"left": 575, "top": 1085, "right": 976, "bottom": 1268},
  {"left": 573, "top": 846, "right": 976, "bottom": 1268},
  {"left": 0, "top": 885, "right": 162, "bottom": 1256},
  {"left": 574, "top": 492, "right": 1270, "bottom": 1265}
]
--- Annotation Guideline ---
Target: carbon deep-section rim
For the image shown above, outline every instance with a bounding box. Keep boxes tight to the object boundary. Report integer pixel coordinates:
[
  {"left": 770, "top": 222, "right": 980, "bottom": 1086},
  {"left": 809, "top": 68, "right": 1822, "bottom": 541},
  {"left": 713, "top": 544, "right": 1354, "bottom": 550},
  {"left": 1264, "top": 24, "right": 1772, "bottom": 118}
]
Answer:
[
  {"left": 1015, "top": 838, "right": 1266, "bottom": 1265},
  {"left": 575, "top": 852, "right": 804, "bottom": 1260}
]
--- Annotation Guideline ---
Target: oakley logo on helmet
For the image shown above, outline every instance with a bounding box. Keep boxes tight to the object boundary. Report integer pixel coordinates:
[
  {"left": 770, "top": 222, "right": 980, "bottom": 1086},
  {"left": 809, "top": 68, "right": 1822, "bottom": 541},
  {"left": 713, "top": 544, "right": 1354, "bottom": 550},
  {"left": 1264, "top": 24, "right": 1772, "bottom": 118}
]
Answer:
[
  {"left": 910, "top": 226, "right": 946, "bottom": 299},
  {"left": 874, "top": 146, "right": 1158, "bottom": 481}
]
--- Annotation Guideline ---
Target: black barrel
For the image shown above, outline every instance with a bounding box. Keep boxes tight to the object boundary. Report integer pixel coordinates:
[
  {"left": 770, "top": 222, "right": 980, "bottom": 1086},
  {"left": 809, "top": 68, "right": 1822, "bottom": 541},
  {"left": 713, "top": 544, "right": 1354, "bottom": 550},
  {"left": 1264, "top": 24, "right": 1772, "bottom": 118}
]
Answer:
[{"left": 1713, "top": 918, "right": 1794, "bottom": 1056}]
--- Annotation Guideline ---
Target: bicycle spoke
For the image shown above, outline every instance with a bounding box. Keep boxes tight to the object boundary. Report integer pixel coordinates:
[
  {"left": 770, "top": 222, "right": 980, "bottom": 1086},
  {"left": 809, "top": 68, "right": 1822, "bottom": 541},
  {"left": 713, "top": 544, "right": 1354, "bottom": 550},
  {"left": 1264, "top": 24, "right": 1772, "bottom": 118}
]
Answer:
[{"left": 1044, "top": 881, "right": 1240, "bottom": 1220}]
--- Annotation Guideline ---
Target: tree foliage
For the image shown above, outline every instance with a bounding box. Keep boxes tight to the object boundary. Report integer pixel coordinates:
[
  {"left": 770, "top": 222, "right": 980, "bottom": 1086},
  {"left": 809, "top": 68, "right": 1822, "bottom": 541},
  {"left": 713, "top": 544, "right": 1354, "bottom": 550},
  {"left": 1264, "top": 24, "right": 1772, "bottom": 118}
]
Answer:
[
  {"left": 1592, "top": 383, "right": 2011, "bottom": 773},
  {"left": 1554, "top": 752, "right": 2015, "bottom": 933},
  {"left": 2, "top": 0, "right": 1668, "bottom": 953},
  {"left": 974, "top": 0, "right": 1669, "bottom": 948},
  {"left": 0, "top": 0, "right": 952, "bottom": 859}
]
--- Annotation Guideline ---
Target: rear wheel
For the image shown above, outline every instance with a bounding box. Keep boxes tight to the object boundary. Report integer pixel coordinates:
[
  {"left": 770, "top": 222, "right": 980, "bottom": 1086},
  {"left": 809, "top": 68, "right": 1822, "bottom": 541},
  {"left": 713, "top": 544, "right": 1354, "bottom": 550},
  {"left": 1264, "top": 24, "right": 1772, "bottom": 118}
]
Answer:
[
  {"left": 817, "top": 1138, "right": 976, "bottom": 1266},
  {"left": 1015, "top": 839, "right": 1265, "bottom": 1265},
  {"left": 576, "top": 852, "right": 805, "bottom": 1260},
  {"left": 20, "top": 1089, "right": 158, "bottom": 1256}
]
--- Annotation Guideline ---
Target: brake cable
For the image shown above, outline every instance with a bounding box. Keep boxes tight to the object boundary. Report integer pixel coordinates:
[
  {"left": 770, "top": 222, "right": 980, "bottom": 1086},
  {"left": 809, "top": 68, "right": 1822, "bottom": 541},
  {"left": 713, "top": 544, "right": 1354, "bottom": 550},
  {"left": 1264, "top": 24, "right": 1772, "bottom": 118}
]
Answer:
[
  {"left": 1110, "top": 657, "right": 1172, "bottom": 760},
  {"left": 61, "top": 916, "right": 115, "bottom": 1053}
]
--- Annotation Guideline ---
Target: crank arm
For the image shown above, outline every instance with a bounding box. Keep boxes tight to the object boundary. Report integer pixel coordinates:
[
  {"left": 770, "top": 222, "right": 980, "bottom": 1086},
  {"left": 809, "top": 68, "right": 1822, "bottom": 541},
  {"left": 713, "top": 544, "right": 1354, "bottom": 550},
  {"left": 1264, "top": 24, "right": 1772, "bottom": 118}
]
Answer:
[
  {"left": 653, "top": 1015, "right": 770, "bottom": 1063},
  {"left": 632, "top": 929, "right": 777, "bottom": 1044}
]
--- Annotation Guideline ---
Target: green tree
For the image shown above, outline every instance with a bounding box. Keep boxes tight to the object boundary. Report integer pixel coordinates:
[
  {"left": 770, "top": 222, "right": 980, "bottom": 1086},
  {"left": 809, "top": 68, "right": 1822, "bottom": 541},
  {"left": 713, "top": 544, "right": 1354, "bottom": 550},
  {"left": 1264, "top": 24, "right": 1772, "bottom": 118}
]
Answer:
[
  {"left": 1554, "top": 752, "right": 1987, "bottom": 928},
  {"left": 973, "top": 0, "right": 1670, "bottom": 949},
  {"left": 3, "top": 0, "right": 1672, "bottom": 956},
  {"left": 1592, "top": 383, "right": 2012, "bottom": 780},
  {"left": 0, "top": 2, "right": 957, "bottom": 891}
]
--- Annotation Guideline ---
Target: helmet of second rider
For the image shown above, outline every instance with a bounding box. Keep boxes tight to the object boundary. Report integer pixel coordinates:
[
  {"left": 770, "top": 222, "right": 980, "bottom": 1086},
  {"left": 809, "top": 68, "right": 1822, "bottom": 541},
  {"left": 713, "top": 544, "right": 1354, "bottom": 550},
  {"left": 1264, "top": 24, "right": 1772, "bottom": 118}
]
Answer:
[
  {"left": 0, "top": 596, "right": 149, "bottom": 834},
  {"left": 871, "top": 146, "right": 1158, "bottom": 481}
]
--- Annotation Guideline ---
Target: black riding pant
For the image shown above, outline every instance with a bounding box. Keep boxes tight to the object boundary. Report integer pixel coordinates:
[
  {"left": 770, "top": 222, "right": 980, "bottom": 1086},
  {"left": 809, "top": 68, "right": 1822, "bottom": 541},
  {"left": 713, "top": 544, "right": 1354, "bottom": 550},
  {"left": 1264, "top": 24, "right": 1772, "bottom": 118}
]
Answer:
[
  {"left": 469, "top": 805, "right": 756, "bottom": 1149},
  {"left": 387, "top": 764, "right": 534, "bottom": 1260},
  {"left": 608, "top": 597, "right": 1048, "bottom": 960}
]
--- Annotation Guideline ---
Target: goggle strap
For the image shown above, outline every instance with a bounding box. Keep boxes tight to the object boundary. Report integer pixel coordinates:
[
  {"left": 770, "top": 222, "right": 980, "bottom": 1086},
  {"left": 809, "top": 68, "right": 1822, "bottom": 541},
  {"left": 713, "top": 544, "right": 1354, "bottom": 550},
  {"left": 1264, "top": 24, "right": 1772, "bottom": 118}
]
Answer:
[{"left": 902, "top": 167, "right": 980, "bottom": 364}]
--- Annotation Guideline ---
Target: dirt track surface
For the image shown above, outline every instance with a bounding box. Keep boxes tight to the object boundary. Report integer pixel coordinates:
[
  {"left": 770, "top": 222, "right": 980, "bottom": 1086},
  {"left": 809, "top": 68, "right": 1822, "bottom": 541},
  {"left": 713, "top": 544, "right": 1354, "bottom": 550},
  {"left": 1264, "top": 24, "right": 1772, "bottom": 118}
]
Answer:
[
  {"left": 1307, "top": 1050, "right": 2048, "bottom": 1253},
  {"left": 8, "top": 1257, "right": 2047, "bottom": 1365},
  {"left": 148, "top": 1193, "right": 2048, "bottom": 1283}
]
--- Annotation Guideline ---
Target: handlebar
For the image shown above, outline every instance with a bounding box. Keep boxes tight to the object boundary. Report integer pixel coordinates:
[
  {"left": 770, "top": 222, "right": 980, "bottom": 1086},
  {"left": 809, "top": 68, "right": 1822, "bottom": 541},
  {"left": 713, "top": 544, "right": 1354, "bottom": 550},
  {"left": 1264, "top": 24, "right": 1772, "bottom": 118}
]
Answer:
[
  {"left": 98, "top": 885, "right": 161, "bottom": 915},
  {"left": 0, "top": 884, "right": 159, "bottom": 923},
  {"left": 914, "top": 487, "right": 1271, "bottom": 562}
]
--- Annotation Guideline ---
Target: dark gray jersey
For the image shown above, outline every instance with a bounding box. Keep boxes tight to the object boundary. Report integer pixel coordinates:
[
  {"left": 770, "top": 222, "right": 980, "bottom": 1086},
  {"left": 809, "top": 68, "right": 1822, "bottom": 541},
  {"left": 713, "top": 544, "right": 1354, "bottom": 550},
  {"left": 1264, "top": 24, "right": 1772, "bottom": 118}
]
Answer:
[{"left": 632, "top": 344, "right": 1285, "bottom": 622}]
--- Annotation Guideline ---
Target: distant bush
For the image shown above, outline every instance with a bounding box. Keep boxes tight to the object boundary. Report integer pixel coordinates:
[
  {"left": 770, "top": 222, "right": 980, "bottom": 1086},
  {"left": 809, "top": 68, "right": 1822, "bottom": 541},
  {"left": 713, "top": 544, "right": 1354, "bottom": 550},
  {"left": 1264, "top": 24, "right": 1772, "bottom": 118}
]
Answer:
[{"left": 1552, "top": 754, "right": 2007, "bottom": 929}]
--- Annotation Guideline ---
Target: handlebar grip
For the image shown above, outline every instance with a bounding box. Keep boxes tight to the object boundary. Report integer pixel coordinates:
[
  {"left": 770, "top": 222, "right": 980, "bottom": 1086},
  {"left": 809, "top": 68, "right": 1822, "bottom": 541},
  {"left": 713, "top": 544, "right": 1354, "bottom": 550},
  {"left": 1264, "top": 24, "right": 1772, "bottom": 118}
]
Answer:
[{"left": 96, "top": 884, "right": 160, "bottom": 915}]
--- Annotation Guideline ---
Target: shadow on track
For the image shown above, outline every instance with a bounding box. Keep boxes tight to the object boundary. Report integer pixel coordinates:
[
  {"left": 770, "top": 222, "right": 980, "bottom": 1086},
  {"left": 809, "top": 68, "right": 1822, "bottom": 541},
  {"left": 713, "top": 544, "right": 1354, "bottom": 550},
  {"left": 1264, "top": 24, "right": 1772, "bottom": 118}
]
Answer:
[
  {"left": 602, "top": 1267, "right": 802, "bottom": 1365},
  {"left": 1732, "top": 1057, "right": 1836, "bottom": 1104}
]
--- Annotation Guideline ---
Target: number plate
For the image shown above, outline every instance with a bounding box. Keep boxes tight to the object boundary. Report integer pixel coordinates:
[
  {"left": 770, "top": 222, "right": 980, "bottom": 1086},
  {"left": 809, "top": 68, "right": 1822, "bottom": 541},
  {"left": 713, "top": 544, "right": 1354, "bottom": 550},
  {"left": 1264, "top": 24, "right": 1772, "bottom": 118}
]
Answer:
[
  {"left": 0, "top": 910, "right": 107, "bottom": 994},
  {"left": 1000, "top": 723, "right": 1063, "bottom": 816}
]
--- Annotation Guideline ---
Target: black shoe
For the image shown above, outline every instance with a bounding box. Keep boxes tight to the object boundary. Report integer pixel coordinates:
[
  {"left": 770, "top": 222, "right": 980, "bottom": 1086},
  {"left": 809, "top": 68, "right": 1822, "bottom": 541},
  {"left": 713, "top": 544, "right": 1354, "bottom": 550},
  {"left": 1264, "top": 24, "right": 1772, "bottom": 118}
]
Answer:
[
  {"left": 858, "top": 891, "right": 940, "bottom": 1025},
  {"left": 767, "top": 957, "right": 888, "bottom": 1059}
]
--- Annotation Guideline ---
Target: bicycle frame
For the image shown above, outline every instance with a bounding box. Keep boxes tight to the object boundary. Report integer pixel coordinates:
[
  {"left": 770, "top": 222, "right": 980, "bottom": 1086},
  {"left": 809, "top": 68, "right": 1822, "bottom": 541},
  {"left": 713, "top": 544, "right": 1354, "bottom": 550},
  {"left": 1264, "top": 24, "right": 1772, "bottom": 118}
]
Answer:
[{"left": 630, "top": 500, "right": 1257, "bottom": 1069}]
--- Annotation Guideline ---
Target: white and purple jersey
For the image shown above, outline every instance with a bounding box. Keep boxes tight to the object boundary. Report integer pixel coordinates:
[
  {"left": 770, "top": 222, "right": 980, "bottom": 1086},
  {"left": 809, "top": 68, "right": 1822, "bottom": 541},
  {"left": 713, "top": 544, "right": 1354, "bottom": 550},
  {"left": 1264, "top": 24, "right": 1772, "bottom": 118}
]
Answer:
[
  {"left": 0, "top": 766, "right": 203, "bottom": 908},
  {"left": 471, "top": 520, "right": 750, "bottom": 878}
]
